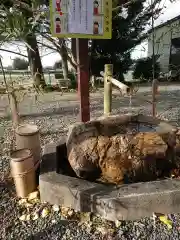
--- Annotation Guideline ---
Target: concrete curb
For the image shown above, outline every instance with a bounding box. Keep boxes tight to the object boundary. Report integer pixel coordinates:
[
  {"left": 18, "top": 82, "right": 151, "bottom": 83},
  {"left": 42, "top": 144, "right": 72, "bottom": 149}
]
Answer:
[{"left": 39, "top": 141, "right": 180, "bottom": 221}]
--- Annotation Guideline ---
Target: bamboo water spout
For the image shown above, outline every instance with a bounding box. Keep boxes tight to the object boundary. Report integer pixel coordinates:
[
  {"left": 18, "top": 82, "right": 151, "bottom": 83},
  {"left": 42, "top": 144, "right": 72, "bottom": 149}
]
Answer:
[{"left": 100, "top": 70, "right": 130, "bottom": 95}]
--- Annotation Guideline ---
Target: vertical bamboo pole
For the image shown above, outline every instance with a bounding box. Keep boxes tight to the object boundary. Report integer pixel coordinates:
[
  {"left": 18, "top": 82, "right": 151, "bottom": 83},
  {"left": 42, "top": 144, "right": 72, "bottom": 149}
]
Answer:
[{"left": 104, "top": 64, "right": 113, "bottom": 115}]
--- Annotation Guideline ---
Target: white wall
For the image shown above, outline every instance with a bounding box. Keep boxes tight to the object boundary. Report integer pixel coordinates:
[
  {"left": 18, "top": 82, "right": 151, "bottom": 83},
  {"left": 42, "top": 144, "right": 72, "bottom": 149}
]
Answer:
[{"left": 148, "top": 18, "right": 180, "bottom": 73}]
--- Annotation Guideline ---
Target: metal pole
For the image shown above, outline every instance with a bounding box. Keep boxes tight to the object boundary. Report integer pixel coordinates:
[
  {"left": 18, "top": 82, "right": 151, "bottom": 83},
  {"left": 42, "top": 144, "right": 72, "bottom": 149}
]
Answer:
[{"left": 76, "top": 38, "right": 90, "bottom": 122}]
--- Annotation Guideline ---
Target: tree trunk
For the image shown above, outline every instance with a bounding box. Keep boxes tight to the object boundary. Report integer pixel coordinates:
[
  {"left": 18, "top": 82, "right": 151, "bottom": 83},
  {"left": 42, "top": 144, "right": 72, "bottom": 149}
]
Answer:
[
  {"left": 26, "top": 34, "right": 46, "bottom": 87},
  {"left": 71, "top": 38, "right": 77, "bottom": 72},
  {"left": 91, "top": 75, "right": 96, "bottom": 88},
  {"left": 10, "top": 92, "right": 20, "bottom": 128},
  {"left": 59, "top": 39, "right": 68, "bottom": 79}
]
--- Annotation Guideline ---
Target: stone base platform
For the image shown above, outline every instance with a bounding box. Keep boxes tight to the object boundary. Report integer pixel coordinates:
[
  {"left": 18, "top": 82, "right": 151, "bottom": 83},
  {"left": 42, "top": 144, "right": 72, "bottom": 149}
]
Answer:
[{"left": 39, "top": 139, "right": 180, "bottom": 221}]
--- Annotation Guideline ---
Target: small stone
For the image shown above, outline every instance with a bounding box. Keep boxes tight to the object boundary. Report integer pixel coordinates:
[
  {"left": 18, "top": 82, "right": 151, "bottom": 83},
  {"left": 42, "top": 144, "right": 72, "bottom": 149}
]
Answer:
[
  {"left": 118, "top": 229, "right": 124, "bottom": 236},
  {"left": 52, "top": 205, "right": 60, "bottom": 212},
  {"left": 60, "top": 215, "right": 67, "bottom": 220},
  {"left": 32, "top": 213, "right": 39, "bottom": 221},
  {"left": 31, "top": 198, "right": 40, "bottom": 204},
  {"left": 96, "top": 226, "right": 113, "bottom": 235},
  {"left": 3, "top": 148, "right": 8, "bottom": 153},
  {"left": 25, "top": 202, "right": 33, "bottom": 208},
  {"left": 115, "top": 220, "right": 122, "bottom": 228},
  {"left": 19, "top": 214, "right": 30, "bottom": 221},
  {"left": 68, "top": 209, "right": 74, "bottom": 216},
  {"left": 26, "top": 214, "right": 31, "bottom": 221},
  {"left": 18, "top": 199, "right": 27, "bottom": 205},
  {"left": 65, "top": 229, "right": 71, "bottom": 236},
  {"left": 19, "top": 214, "right": 26, "bottom": 221}
]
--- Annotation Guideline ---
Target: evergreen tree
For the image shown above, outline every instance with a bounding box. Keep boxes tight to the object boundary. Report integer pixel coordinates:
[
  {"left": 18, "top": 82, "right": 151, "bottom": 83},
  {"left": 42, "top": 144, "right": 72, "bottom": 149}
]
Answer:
[
  {"left": 90, "top": 0, "right": 162, "bottom": 80},
  {"left": 13, "top": 57, "right": 29, "bottom": 70},
  {"left": 133, "top": 55, "right": 160, "bottom": 80}
]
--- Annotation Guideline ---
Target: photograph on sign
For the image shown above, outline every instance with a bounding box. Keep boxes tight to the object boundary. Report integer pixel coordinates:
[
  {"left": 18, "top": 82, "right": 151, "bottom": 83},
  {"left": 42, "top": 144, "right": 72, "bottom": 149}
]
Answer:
[
  {"left": 52, "top": 0, "right": 69, "bottom": 14},
  {"left": 93, "top": 16, "right": 103, "bottom": 35},
  {"left": 53, "top": 14, "right": 68, "bottom": 34},
  {"left": 93, "top": 0, "right": 103, "bottom": 15},
  {"left": 50, "top": 0, "right": 112, "bottom": 39}
]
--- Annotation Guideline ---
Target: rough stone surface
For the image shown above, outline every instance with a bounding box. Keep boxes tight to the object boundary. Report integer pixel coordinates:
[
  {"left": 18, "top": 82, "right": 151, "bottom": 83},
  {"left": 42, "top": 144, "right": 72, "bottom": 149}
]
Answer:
[
  {"left": 40, "top": 142, "right": 180, "bottom": 221},
  {"left": 66, "top": 114, "right": 177, "bottom": 183}
]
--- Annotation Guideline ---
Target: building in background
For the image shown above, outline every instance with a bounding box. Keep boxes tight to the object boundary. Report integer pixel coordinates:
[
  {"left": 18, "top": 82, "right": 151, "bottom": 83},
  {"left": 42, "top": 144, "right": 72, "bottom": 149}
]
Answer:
[{"left": 148, "top": 15, "right": 180, "bottom": 73}]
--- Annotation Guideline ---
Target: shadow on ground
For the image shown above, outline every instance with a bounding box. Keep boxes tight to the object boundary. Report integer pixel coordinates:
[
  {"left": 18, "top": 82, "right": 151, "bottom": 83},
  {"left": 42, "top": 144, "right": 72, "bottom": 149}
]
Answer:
[{"left": 26, "top": 221, "right": 69, "bottom": 240}]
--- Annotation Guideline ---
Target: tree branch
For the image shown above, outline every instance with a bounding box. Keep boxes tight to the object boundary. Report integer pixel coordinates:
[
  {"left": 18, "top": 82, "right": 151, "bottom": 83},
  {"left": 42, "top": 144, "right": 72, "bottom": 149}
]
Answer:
[
  {"left": 0, "top": 48, "right": 28, "bottom": 58},
  {"left": 112, "top": 0, "right": 140, "bottom": 11},
  {"left": 36, "top": 40, "right": 57, "bottom": 51},
  {"left": 40, "top": 33, "right": 78, "bottom": 69}
]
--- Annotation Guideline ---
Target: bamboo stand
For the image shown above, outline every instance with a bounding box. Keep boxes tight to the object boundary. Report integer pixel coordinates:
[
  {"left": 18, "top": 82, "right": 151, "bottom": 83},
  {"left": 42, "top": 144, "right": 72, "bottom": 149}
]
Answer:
[{"left": 104, "top": 64, "right": 113, "bottom": 115}]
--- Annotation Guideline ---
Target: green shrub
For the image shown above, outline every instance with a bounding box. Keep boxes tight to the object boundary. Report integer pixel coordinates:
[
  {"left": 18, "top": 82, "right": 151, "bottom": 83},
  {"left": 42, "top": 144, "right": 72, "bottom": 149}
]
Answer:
[
  {"left": 54, "top": 72, "right": 63, "bottom": 79},
  {"left": 53, "top": 61, "right": 62, "bottom": 69},
  {"left": 68, "top": 72, "right": 77, "bottom": 89},
  {"left": 133, "top": 56, "right": 160, "bottom": 81},
  {"left": 54, "top": 72, "right": 77, "bottom": 89},
  {"left": 13, "top": 58, "right": 29, "bottom": 70},
  {"left": 44, "top": 84, "right": 54, "bottom": 92}
]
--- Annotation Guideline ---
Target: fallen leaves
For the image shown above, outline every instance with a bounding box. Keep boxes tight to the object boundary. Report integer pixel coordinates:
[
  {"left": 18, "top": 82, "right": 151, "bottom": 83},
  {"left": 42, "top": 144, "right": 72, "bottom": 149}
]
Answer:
[
  {"left": 28, "top": 191, "right": 39, "bottom": 201},
  {"left": 41, "top": 208, "right": 50, "bottom": 218},
  {"left": 18, "top": 190, "right": 41, "bottom": 222},
  {"left": 115, "top": 220, "right": 121, "bottom": 228},
  {"left": 18, "top": 190, "right": 40, "bottom": 207},
  {"left": 18, "top": 195, "right": 76, "bottom": 223},
  {"left": 61, "top": 206, "right": 75, "bottom": 219},
  {"left": 18, "top": 198, "right": 27, "bottom": 205},
  {"left": 19, "top": 214, "right": 31, "bottom": 221},
  {"left": 80, "top": 212, "right": 92, "bottom": 223},
  {"left": 159, "top": 216, "right": 173, "bottom": 229},
  {"left": 17, "top": 192, "right": 120, "bottom": 235},
  {"left": 19, "top": 214, "right": 27, "bottom": 221},
  {"left": 153, "top": 213, "right": 173, "bottom": 229},
  {"left": 96, "top": 226, "right": 115, "bottom": 236}
]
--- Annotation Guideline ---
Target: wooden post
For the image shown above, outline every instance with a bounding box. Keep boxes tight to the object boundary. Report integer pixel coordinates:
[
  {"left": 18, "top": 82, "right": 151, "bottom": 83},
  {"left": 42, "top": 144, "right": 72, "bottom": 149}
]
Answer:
[
  {"left": 48, "top": 71, "right": 51, "bottom": 86},
  {"left": 10, "top": 92, "right": 20, "bottom": 128},
  {"left": 76, "top": 38, "right": 90, "bottom": 122},
  {"left": 152, "top": 79, "right": 158, "bottom": 117},
  {"left": 104, "top": 64, "right": 113, "bottom": 115}
]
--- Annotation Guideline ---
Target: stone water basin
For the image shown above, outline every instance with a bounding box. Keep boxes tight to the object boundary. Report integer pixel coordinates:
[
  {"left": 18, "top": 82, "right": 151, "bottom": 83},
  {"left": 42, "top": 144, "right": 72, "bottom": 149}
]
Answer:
[
  {"left": 65, "top": 114, "right": 177, "bottom": 185},
  {"left": 40, "top": 114, "right": 180, "bottom": 221}
]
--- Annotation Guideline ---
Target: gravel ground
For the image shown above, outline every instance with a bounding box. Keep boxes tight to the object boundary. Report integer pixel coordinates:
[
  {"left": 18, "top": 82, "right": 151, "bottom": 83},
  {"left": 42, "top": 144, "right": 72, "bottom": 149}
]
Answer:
[{"left": 1, "top": 86, "right": 180, "bottom": 239}]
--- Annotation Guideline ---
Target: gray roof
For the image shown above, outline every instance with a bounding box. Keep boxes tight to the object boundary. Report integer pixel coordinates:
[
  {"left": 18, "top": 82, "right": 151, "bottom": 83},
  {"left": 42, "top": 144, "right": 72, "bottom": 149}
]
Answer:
[{"left": 149, "top": 14, "right": 180, "bottom": 33}]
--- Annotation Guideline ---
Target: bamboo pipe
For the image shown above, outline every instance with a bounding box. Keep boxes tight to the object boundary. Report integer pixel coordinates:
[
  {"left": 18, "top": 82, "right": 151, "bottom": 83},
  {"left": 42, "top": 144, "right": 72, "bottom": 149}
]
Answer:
[{"left": 100, "top": 71, "right": 130, "bottom": 95}]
